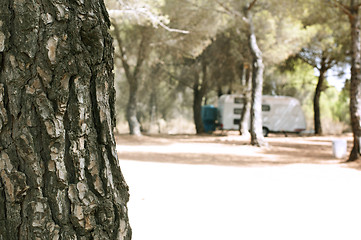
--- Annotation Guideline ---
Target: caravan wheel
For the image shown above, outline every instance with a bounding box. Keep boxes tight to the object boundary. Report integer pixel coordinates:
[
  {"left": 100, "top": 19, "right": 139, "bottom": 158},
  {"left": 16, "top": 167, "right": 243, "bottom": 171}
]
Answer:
[{"left": 262, "top": 127, "right": 269, "bottom": 137}]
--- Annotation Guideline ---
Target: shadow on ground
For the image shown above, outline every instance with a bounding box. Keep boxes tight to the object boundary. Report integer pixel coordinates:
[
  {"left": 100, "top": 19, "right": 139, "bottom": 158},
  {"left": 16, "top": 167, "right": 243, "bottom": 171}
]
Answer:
[{"left": 116, "top": 133, "right": 360, "bottom": 169}]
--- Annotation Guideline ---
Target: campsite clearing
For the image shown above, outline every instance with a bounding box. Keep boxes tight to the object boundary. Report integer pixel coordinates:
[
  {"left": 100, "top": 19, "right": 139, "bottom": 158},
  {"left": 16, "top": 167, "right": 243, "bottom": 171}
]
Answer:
[
  {"left": 116, "top": 132, "right": 355, "bottom": 167},
  {"left": 116, "top": 133, "right": 361, "bottom": 240}
]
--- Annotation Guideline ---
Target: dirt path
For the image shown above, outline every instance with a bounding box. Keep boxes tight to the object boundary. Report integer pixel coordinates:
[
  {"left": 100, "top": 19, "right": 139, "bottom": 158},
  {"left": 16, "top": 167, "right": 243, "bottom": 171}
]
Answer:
[
  {"left": 115, "top": 133, "right": 361, "bottom": 240},
  {"left": 116, "top": 132, "right": 357, "bottom": 168}
]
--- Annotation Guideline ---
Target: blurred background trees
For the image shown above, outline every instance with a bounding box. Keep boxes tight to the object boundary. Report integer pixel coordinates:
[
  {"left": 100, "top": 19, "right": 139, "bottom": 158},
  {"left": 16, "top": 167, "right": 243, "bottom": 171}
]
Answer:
[{"left": 105, "top": 0, "right": 353, "bottom": 142}]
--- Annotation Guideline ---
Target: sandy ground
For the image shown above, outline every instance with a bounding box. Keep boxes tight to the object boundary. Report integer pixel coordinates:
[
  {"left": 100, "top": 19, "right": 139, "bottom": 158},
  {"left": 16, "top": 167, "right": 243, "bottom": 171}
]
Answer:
[{"left": 116, "top": 133, "right": 361, "bottom": 240}]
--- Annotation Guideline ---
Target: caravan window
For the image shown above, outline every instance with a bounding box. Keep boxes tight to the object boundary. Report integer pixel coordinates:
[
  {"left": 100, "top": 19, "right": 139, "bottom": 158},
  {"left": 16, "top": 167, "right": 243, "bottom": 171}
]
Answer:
[
  {"left": 233, "top": 119, "right": 240, "bottom": 125},
  {"left": 262, "top": 104, "right": 271, "bottom": 112},
  {"left": 234, "top": 108, "right": 243, "bottom": 114},
  {"left": 234, "top": 98, "right": 244, "bottom": 104}
]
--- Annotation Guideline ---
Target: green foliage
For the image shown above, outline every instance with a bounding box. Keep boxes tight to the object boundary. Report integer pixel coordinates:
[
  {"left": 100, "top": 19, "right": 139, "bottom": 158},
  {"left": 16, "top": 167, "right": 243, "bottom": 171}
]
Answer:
[
  {"left": 161, "top": 0, "right": 227, "bottom": 58},
  {"left": 264, "top": 59, "right": 314, "bottom": 129},
  {"left": 331, "top": 80, "right": 350, "bottom": 123},
  {"left": 107, "top": 0, "right": 352, "bottom": 134},
  {"left": 264, "top": 58, "right": 350, "bottom": 133},
  {"left": 254, "top": 11, "right": 318, "bottom": 65},
  {"left": 318, "top": 85, "right": 350, "bottom": 133},
  {"left": 264, "top": 59, "right": 317, "bottom": 102},
  {"left": 320, "top": 87, "right": 339, "bottom": 120},
  {"left": 204, "top": 29, "right": 244, "bottom": 94}
]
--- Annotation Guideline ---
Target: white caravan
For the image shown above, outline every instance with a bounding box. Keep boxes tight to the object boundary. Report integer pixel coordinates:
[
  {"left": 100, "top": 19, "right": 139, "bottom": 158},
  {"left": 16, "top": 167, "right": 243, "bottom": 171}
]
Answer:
[{"left": 217, "top": 95, "right": 307, "bottom": 136}]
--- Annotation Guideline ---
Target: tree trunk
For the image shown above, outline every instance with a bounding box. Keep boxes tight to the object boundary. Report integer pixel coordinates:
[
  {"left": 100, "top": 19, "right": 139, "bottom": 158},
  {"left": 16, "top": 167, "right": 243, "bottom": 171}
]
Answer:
[
  {"left": 247, "top": 12, "right": 266, "bottom": 147},
  {"left": 193, "top": 60, "right": 208, "bottom": 134},
  {"left": 313, "top": 60, "right": 327, "bottom": 135},
  {"left": 0, "top": 1, "right": 131, "bottom": 239},
  {"left": 112, "top": 24, "right": 149, "bottom": 136},
  {"left": 148, "top": 90, "right": 158, "bottom": 134},
  {"left": 239, "top": 65, "right": 252, "bottom": 136},
  {"left": 348, "top": 5, "right": 361, "bottom": 162},
  {"left": 126, "top": 80, "right": 141, "bottom": 136},
  {"left": 193, "top": 86, "right": 205, "bottom": 134}
]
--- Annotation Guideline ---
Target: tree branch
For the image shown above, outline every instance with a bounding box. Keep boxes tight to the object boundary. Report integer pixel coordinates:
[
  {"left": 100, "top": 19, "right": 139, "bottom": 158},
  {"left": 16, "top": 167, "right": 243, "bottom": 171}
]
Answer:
[
  {"left": 327, "top": 0, "right": 353, "bottom": 18},
  {"left": 214, "top": 0, "right": 249, "bottom": 23},
  {"left": 325, "top": 57, "right": 336, "bottom": 69},
  {"left": 112, "top": 22, "right": 133, "bottom": 83},
  {"left": 110, "top": 1, "right": 189, "bottom": 34},
  {"left": 247, "top": 0, "right": 258, "bottom": 11},
  {"left": 133, "top": 31, "right": 148, "bottom": 80},
  {"left": 297, "top": 52, "right": 319, "bottom": 70},
  {"left": 165, "top": 71, "right": 193, "bottom": 89}
]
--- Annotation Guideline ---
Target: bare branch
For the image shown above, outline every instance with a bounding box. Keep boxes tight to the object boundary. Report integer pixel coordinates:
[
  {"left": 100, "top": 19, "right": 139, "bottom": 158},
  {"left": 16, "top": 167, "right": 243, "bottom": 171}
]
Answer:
[
  {"left": 247, "top": 0, "right": 258, "bottom": 11},
  {"left": 112, "top": 22, "right": 133, "bottom": 82},
  {"left": 184, "top": 0, "right": 237, "bottom": 16},
  {"left": 165, "top": 71, "right": 193, "bottom": 89},
  {"left": 109, "top": 1, "right": 189, "bottom": 34},
  {"left": 156, "top": 21, "right": 190, "bottom": 34},
  {"left": 327, "top": 0, "right": 353, "bottom": 18},
  {"left": 325, "top": 57, "right": 337, "bottom": 69},
  {"left": 297, "top": 52, "right": 319, "bottom": 70},
  {"left": 214, "top": 0, "right": 249, "bottom": 23},
  {"left": 214, "top": 0, "right": 241, "bottom": 18}
]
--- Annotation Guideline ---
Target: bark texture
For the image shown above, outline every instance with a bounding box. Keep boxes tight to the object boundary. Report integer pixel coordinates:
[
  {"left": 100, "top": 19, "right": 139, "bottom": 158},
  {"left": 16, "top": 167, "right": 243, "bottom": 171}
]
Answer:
[
  {"left": 0, "top": 1, "right": 131, "bottom": 239},
  {"left": 348, "top": 4, "right": 361, "bottom": 162}
]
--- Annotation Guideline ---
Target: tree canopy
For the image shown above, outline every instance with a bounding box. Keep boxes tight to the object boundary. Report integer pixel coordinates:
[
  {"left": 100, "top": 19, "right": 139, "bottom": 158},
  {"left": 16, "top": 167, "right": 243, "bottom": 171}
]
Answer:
[{"left": 106, "top": 0, "right": 354, "bottom": 149}]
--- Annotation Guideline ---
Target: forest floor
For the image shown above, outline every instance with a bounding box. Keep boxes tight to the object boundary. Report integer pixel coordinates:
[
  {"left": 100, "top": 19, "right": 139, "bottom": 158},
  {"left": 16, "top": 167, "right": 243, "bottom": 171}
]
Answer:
[{"left": 115, "top": 132, "right": 361, "bottom": 240}]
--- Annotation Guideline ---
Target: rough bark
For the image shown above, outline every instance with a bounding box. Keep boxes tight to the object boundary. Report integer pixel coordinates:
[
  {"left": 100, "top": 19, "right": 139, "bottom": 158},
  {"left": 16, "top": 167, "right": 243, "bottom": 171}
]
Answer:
[
  {"left": 313, "top": 59, "right": 327, "bottom": 135},
  {"left": 0, "top": 1, "right": 131, "bottom": 239},
  {"left": 246, "top": 10, "right": 266, "bottom": 147},
  {"left": 348, "top": 3, "right": 361, "bottom": 162}
]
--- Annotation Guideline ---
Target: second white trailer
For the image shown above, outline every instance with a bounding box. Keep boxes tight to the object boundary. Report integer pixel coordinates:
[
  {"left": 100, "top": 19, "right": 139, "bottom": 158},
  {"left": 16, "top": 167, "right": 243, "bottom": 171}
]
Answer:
[{"left": 217, "top": 95, "right": 307, "bottom": 136}]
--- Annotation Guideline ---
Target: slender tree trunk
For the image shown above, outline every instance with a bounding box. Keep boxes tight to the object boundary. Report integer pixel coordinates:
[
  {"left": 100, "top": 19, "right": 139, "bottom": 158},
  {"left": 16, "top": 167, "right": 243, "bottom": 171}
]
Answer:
[
  {"left": 247, "top": 11, "right": 266, "bottom": 146},
  {"left": 239, "top": 65, "right": 252, "bottom": 136},
  {"left": 148, "top": 64, "right": 161, "bottom": 133},
  {"left": 348, "top": 5, "right": 361, "bottom": 162},
  {"left": 193, "top": 86, "right": 205, "bottom": 134},
  {"left": 0, "top": 1, "right": 131, "bottom": 239},
  {"left": 148, "top": 90, "right": 157, "bottom": 133},
  {"left": 193, "top": 60, "right": 208, "bottom": 134},
  {"left": 313, "top": 60, "right": 327, "bottom": 135},
  {"left": 113, "top": 24, "right": 149, "bottom": 136},
  {"left": 217, "top": 87, "right": 223, "bottom": 97},
  {"left": 126, "top": 79, "right": 141, "bottom": 136}
]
